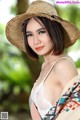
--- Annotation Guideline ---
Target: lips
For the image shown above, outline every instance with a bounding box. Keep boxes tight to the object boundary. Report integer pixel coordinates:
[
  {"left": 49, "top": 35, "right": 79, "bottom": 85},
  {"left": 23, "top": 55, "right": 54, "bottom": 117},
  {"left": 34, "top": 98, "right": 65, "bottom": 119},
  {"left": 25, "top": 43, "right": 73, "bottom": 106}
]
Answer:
[{"left": 35, "top": 46, "right": 44, "bottom": 51}]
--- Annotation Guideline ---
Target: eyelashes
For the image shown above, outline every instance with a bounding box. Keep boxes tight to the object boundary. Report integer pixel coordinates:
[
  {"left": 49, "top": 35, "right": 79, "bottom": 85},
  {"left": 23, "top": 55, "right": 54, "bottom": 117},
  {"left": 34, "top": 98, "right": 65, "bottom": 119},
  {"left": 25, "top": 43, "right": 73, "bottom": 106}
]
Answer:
[
  {"left": 26, "top": 33, "right": 33, "bottom": 38},
  {"left": 26, "top": 30, "right": 46, "bottom": 38},
  {"left": 38, "top": 30, "right": 46, "bottom": 34}
]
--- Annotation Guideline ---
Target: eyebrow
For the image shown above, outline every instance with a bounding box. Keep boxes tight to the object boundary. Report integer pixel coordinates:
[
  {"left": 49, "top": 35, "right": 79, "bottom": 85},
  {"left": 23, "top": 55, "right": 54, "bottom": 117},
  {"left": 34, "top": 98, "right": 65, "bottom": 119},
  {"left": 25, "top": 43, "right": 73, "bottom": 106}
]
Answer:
[
  {"left": 37, "top": 27, "right": 46, "bottom": 32},
  {"left": 26, "top": 27, "right": 46, "bottom": 34}
]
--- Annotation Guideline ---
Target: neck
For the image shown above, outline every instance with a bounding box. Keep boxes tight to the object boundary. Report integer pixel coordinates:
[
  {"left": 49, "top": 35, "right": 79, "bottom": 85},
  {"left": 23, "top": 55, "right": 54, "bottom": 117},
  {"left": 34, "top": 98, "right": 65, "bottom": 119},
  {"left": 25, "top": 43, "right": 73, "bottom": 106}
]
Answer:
[
  {"left": 43, "top": 52, "right": 65, "bottom": 63},
  {"left": 41, "top": 52, "right": 65, "bottom": 70}
]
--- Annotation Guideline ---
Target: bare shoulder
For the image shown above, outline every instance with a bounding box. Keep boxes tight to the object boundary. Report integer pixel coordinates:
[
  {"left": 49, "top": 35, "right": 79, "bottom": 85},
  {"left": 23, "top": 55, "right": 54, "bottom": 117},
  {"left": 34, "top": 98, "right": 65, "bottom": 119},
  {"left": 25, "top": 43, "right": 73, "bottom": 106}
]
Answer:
[{"left": 53, "top": 56, "right": 78, "bottom": 86}]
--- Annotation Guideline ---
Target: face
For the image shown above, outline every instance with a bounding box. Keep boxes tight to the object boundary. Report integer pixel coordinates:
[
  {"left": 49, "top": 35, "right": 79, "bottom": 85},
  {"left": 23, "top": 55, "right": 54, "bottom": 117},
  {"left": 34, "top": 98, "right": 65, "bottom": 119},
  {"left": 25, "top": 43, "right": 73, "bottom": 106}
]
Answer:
[{"left": 26, "top": 18, "right": 54, "bottom": 56}]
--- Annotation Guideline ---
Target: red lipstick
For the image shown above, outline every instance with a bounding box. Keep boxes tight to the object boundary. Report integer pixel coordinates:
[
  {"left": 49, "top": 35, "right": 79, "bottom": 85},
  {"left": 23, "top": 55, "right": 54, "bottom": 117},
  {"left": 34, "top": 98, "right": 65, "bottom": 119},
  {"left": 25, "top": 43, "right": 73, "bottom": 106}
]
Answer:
[{"left": 35, "top": 46, "right": 44, "bottom": 51}]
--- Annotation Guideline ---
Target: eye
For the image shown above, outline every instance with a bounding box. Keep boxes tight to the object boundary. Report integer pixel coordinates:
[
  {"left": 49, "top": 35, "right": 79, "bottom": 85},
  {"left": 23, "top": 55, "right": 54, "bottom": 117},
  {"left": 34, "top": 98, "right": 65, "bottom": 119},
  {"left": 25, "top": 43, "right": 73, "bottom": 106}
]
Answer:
[
  {"left": 26, "top": 33, "right": 33, "bottom": 38},
  {"left": 38, "top": 30, "right": 46, "bottom": 35}
]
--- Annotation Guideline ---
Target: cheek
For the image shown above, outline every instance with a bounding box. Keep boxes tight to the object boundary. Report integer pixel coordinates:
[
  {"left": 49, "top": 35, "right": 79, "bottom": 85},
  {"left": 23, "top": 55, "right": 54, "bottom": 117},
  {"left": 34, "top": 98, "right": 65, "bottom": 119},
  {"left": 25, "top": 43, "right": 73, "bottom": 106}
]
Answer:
[
  {"left": 50, "top": 40, "right": 54, "bottom": 46},
  {"left": 44, "top": 38, "right": 53, "bottom": 46},
  {"left": 47, "top": 39, "right": 54, "bottom": 50},
  {"left": 27, "top": 39, "right": 31, "bottom": 46},
  {"left": 28, "top": 40, "right": 34, "bottom": 49}
]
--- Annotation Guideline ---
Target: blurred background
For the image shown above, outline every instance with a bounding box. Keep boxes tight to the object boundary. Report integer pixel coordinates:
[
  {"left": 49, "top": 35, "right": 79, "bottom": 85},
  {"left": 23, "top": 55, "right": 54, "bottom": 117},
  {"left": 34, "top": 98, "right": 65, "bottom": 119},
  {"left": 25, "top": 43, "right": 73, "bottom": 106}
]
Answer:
[{"left": 0, "top": 0, "right": 80, "bottom": 120}]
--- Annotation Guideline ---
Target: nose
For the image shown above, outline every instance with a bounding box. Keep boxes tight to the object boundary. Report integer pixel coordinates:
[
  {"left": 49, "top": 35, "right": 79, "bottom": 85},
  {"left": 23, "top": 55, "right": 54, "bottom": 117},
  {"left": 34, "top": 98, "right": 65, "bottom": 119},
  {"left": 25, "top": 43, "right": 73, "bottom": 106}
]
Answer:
[{"left": 33, "top": 34, "right": 41, "bottom": 45}]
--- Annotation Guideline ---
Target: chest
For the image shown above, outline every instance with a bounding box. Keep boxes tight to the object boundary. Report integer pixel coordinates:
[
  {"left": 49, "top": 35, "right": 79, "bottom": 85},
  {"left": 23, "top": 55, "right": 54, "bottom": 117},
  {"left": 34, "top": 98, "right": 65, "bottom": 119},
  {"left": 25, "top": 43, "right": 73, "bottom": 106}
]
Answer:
[{"left": 32, "top": 66, "right": 63, "bottom": 105}]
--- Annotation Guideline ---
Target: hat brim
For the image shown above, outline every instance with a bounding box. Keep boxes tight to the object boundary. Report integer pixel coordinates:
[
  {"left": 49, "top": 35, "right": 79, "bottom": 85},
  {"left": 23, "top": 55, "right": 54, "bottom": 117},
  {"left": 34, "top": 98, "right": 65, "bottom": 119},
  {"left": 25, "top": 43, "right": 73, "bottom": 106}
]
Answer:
[{"left": 6, "top": 13, "right": 80, "bottom": 53}]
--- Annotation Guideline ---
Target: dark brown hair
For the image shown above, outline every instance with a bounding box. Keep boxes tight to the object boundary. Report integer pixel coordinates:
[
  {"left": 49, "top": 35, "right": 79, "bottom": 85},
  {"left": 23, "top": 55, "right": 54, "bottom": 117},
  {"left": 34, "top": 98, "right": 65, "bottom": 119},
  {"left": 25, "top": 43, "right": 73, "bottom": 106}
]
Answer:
[{"left": 22, "top": 17, "right": 66, "bottom": 61}]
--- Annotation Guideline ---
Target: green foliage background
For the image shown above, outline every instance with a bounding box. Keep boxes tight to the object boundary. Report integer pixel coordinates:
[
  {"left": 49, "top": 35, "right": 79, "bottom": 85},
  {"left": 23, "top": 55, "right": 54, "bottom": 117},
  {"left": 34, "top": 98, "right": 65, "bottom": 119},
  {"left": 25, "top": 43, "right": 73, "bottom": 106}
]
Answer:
[{"left": 0, "top": 0, "right": 80, "bottom": 113}]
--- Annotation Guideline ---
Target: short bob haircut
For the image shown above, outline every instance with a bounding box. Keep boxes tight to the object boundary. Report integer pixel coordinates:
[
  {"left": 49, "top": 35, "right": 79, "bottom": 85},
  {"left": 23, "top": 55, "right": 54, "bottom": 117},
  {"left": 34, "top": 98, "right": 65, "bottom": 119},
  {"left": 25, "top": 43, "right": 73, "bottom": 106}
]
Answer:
[{"left": 22, "top": 17, "right": 69, "bottom": 61}]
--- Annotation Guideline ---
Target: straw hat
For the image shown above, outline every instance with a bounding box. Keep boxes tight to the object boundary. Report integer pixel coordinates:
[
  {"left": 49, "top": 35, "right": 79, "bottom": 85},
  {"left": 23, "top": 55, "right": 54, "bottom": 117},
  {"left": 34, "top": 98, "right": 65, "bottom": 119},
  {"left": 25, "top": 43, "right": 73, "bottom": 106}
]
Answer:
[{"left": 6, "top": 0, "right": 80, "bottom": 53}]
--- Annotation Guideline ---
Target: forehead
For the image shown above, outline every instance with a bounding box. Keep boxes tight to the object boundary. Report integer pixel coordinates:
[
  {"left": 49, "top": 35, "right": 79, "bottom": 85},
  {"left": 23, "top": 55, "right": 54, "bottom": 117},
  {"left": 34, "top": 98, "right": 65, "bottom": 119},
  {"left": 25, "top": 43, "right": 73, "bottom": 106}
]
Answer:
[{"left": 26, "top": 17, "right": 45, "bottom": 29}]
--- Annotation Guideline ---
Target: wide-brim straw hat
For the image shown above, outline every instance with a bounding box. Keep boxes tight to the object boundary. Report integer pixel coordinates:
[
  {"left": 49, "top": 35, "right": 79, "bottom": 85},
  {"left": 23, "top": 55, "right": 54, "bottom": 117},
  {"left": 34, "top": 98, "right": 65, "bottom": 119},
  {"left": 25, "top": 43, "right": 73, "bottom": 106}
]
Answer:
[{"left": 6, "top": 0, "right": 80, "bottom": 53}]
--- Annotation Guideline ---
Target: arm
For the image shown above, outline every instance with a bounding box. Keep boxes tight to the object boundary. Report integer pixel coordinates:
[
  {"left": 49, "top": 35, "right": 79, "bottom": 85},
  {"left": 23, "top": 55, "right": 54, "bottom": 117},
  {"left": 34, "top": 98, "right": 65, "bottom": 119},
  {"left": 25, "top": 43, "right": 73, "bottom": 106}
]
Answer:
[
  {"left": 30, "top": 102, "right": 41, "bottom": 120},
  {"left": 42, "top": 57, "right": 79, "bottom": 120}
]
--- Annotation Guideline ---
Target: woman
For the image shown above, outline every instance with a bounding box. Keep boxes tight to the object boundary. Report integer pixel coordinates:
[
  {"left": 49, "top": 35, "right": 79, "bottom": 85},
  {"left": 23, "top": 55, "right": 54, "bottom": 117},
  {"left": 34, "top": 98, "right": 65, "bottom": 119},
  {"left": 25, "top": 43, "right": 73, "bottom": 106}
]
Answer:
[{"left": 6, "top": 1, "right": 80, "bottom": 120}]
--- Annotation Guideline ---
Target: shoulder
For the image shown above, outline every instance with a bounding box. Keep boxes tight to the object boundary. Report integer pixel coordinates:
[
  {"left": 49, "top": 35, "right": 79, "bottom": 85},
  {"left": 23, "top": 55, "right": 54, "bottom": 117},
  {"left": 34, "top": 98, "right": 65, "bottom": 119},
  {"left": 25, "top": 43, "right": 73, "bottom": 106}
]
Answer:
[
  {"left": 53, "top": 56, "right": 78, "bottom": 86},
  {"left": 54, "top": 56, "right": 76, "bottom": 71}
]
